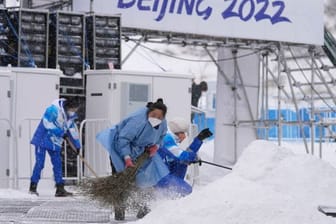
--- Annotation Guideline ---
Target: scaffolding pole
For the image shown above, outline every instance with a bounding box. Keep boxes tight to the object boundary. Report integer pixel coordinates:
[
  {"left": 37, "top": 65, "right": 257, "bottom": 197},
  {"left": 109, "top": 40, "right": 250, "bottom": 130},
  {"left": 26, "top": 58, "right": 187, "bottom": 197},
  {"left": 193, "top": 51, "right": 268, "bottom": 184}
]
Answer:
[
  {"left": 279, "top": 44, "right": 310, "bottom": 153},
  {"left": 309, "top": 47, "right": 316, "bottom": 155},
  {"left": 277, "top": 47, "right": 282, "bottom": 146},
  {"left": 232, "top": 48, "right": 239, "bottom": 162}
]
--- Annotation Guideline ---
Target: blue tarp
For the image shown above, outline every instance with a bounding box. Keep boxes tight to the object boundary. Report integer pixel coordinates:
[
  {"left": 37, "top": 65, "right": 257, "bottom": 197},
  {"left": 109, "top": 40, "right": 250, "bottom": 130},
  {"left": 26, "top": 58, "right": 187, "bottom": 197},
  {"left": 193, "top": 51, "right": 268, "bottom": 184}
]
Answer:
[
  {"left": 193, "top": 108, "right": 336, "bottom": 141},
  {"left": 258, "top": 108, "right": 336, "bottom": 140},
  {"left": 193, "top": 114, "right": 215, "bottom": 140}
]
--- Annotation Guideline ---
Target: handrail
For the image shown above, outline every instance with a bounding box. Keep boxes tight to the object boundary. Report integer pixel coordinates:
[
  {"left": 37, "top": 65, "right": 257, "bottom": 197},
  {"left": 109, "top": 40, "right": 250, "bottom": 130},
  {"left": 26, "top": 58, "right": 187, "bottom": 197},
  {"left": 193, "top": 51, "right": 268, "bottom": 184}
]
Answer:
[
  {"left": 191, "top": 105, "right": 206, "bottom": 114},
  {"left": 78, "top": 118, "right": 112, "bottom": 180}
]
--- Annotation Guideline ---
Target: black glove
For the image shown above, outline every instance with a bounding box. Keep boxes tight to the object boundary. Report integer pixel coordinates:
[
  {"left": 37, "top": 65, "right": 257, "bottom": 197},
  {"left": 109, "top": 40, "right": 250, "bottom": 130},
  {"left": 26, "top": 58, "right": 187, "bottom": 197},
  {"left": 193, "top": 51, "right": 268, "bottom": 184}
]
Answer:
[{"left": 197, "top": 128, "right": 213, "bottom": 141}]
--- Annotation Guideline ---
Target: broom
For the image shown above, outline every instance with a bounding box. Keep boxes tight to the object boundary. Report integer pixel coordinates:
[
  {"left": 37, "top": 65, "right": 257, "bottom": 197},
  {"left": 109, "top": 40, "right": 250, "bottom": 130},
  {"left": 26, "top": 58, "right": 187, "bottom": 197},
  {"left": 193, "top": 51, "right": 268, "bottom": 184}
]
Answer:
[{"left": 80, "top": 151, "right": 150, "bottom": 207}]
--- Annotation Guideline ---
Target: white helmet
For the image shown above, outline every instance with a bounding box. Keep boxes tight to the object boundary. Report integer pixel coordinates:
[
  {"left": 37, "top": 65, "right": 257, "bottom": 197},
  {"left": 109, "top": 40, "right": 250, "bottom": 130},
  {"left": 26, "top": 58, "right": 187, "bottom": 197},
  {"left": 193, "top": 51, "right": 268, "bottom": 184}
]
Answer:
[{"left": 168, "top": 117, "right": 190, "bottom": 134}]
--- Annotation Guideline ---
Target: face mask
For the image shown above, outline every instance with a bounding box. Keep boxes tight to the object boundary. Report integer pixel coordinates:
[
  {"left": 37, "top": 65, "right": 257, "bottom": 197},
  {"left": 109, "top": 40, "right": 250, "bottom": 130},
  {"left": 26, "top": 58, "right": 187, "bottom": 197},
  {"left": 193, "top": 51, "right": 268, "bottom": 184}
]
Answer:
[
  {"left": 148, "top": 117, "right": 162, "bottom": 127},
  {"left": 67, "top": 111, "right": 76, "bottom": 117},
  {"left": 173, "top": 134, "right": 181, "bottom": 143}
]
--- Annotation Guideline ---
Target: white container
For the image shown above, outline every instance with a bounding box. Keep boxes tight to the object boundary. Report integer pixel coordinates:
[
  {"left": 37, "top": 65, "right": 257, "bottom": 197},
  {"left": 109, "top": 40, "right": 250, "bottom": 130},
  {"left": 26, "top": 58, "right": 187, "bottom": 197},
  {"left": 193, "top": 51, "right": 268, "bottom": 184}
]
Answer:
[
  {"left": 86, "top": 69, "right": 192, "bottom": 122},
  {"left": 0, "top": 70, "right": 12, "bottom": 188},
  {"left": 0, "top": 67, "right": 61, "bottom": 189}
]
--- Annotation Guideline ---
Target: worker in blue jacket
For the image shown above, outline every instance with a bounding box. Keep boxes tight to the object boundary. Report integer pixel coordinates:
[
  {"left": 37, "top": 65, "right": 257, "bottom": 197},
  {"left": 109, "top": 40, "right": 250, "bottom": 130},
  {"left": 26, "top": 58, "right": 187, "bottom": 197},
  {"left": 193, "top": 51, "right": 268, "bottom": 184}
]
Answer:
[
  {"left": 156, "top": 117, "right": 213, "bottom": 196},
  {"left": 29, "top": 97, "right": 81, "bottom": 197},
  {"left": 96, "top": 98, "right": 169, "bottom": 221}
]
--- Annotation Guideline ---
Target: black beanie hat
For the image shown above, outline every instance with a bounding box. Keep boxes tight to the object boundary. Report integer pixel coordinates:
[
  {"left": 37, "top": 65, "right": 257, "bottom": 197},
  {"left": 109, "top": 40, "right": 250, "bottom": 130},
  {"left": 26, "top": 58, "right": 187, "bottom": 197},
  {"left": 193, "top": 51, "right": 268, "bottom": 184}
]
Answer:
[
  {"left": 200, "top": 81, "right": 208, "bottom": 91},
  {"left": 64, "top": 96, "right": 81, "bottom": 109},
  {"left": 146, "top": 98, "right": 167, "bottom": 117}
]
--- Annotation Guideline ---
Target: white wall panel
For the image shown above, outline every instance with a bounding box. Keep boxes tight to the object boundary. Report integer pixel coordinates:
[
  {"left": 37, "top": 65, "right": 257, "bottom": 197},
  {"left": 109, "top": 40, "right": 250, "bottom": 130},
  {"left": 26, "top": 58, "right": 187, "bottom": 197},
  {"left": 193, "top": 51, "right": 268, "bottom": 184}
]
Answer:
[{"left": 214, "top": 48, "right": 259, "bottom": 165}]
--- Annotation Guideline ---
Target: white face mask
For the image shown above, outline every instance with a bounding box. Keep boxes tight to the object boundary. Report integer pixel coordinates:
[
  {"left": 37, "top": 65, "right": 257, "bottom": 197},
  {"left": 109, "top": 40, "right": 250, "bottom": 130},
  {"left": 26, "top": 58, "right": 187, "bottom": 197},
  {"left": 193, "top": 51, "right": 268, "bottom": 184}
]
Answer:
[
  {"left": 67, "top": 111, "right": 76, "bottom": 117},
  {"left": 173, "top": 133, "right": 181, "bottom": 143},
  {"left": 148, "top": 117, "right": 162, "bottom": 127}
]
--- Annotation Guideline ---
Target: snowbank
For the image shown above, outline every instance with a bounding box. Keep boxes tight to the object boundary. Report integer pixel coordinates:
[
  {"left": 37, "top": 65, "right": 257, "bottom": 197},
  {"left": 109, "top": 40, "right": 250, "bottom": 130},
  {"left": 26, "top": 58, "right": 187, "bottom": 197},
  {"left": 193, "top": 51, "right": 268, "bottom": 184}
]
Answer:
[{"left": 137, "top": 140, "right": 336, "bottom": 224}]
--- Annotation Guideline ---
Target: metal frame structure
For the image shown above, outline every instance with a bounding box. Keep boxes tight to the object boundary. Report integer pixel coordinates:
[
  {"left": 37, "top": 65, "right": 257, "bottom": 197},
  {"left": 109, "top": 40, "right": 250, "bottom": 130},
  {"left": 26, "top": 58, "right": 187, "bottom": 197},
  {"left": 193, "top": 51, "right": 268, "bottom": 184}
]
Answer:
[
  {"left": 119, "top": 29, "right": 336, "bottom": 159},
  {"left": 257, "top": 43, "right": 336, "bottom": 157}
]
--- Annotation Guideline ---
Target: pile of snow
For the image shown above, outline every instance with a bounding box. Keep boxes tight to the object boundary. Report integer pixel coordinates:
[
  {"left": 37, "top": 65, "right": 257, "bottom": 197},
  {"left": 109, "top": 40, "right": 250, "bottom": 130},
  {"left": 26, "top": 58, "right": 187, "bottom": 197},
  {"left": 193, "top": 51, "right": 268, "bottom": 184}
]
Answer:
[
  {"left": 191, "top": 140, "right": 230, "bottom": 185},
  {"left": 138, "top": 140, "right": 336, "bottom": 224},
  {"left": 282, "top": 141, "right": 336, "bottom": 169}
]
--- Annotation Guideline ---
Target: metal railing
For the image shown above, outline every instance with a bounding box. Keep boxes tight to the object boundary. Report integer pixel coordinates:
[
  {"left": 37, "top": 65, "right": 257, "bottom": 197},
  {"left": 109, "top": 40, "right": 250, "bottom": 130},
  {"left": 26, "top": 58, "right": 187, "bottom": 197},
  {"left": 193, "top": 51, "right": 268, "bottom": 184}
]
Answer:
[
  {"left": 78, "top": 118, "right": 112, "bottom": 180},
  {"left": 191, "top": 105, "right": 207, "bottom": 129}
]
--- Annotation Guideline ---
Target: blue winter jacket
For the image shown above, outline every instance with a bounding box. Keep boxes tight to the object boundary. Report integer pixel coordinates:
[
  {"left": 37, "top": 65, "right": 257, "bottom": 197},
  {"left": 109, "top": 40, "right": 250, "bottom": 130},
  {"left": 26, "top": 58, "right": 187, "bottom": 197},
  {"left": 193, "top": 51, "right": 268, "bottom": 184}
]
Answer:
[
  {"left": 31, "top": 99, "right": 81, "bottom": 151},
  {"left": 96, "top": 107, "right": 170, "bottom": 188},
  {"left": 158, "top": 132, "right": 203, "bottom": 177}
]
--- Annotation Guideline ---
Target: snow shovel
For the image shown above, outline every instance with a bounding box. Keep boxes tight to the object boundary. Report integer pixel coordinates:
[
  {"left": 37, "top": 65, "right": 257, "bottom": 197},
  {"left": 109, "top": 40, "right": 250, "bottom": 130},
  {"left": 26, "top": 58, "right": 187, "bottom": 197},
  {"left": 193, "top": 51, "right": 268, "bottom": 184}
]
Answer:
[{"left": 80, "top": 151, "right": 150, "bottom": 206}]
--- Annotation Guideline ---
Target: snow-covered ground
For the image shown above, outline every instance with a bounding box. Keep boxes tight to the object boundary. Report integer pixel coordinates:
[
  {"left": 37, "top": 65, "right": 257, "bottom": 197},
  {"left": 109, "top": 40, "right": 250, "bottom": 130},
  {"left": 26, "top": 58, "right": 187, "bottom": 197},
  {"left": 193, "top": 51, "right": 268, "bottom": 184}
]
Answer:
[
  {"left": 138, "top": 140, "right": 336, "bottom": 224},
  {"left": 1, "top": 140, "right": 336, "bottom": 223}
]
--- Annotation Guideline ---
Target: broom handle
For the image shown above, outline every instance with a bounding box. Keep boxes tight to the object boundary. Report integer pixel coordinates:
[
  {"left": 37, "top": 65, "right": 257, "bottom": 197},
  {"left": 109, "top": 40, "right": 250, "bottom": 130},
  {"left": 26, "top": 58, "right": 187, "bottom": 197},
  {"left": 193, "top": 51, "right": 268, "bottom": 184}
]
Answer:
[
  {"left": 134, "top": 151, "right": 150, "bottom": 170},
  {"left": 125, "top": 151, "right": 150, "bottom": 179},
  {"left": 66, "top": 137, "right": 99, "bottom": 178},
  {"left": 78, "top": 154, "right": 99, "bottom": 178}
]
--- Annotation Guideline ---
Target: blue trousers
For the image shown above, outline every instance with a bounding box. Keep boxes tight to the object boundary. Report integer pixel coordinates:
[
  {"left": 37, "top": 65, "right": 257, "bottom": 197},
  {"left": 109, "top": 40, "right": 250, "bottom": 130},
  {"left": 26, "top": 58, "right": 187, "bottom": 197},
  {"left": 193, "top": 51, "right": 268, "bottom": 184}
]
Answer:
[
  {"left": 30, "top": 146, "right": 64, "bottom": 184},
  {"left": 168, "top": 160, "right": 188, "bottom": 179},
  {"left": 155, "top": 174, "right": 192, "bottom": 197}
]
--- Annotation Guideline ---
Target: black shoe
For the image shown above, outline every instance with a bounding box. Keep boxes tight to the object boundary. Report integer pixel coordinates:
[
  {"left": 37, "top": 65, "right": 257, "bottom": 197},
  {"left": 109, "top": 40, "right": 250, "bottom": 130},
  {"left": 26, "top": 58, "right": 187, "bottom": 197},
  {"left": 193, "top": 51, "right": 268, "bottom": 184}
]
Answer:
[
  {"left": 136, "top": 206, "right": 150, "bottom": 219},
  {"left": 55, "top": 183, "right": 73, "bottom": 197},
  {"left": 114, "top": 206, "right": 125, "bottom": 221},
  {"left": 29, "top": 182, "right": 39, "bottom": 196}
]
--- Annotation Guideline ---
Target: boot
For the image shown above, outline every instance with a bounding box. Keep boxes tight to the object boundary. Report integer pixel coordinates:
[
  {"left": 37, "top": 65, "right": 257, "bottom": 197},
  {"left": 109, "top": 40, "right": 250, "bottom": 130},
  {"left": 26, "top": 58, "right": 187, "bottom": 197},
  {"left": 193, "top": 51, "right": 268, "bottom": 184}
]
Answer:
[
  {"left": 136, "top": 205, "right": 150, "bottom": 219},
  {"left": 55, "top": 183, "right": 73, "bottom": 197},
  {"left": 114, "top": 206, "right": 125, "bottom": 221},
  {"left": 29, "top": 182, "right": 39, "bottom": 196}
]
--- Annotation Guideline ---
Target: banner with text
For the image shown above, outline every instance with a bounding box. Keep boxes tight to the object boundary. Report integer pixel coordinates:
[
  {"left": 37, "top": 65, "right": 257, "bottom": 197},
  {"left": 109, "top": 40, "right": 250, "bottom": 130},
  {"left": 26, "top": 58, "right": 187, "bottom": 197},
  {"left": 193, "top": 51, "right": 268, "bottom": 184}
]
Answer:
[{"left": 74, "top": 0, "right": 323, "bottom": 45}]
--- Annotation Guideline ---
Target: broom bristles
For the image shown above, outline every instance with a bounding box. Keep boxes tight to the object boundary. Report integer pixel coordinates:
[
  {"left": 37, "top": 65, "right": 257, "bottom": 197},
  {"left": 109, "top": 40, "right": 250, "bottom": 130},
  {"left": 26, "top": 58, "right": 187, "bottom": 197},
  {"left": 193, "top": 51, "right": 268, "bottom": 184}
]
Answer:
[{"left": 79, "top": 152, "right": 150, "bottom": 207}]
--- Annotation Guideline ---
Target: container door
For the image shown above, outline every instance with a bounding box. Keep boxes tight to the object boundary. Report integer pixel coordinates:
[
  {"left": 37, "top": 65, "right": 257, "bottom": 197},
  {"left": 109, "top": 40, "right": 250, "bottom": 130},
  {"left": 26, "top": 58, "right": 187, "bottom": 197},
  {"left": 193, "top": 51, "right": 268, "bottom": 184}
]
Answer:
[
  {"left": 120, "top": 82, "right": 151, "bottom": 119},
  {"left": 115, "top": 74, "right": 152, "bottom": 122},
  {"left": 15, "top": 69, "right": 60, "bottom": 189},
  {"left": 0, "top": 75, "right": 11, "bottom": 188}
]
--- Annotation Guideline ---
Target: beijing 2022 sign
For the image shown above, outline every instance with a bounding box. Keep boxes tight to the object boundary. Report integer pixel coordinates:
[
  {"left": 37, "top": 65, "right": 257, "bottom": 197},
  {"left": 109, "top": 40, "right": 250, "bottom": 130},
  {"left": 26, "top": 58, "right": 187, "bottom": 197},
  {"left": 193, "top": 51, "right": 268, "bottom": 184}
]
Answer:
[{"left": 73, "top": 0, "right": 324, "bottom": 45}]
